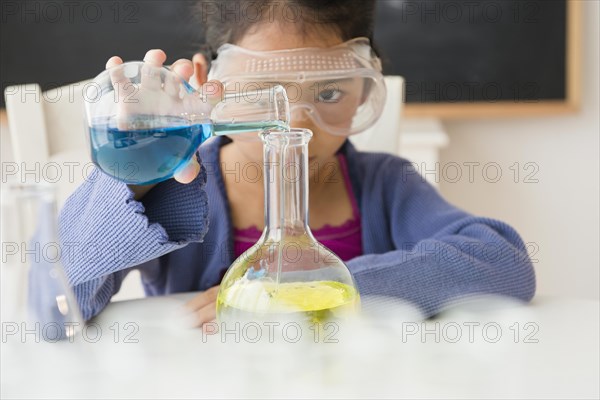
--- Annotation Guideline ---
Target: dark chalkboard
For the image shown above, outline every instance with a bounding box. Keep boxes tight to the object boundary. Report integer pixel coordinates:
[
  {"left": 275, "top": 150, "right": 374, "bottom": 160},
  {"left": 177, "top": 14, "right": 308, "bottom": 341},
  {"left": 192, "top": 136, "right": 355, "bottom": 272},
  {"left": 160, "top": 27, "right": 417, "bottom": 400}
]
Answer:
[
  {"left": 1, "top": 0, "right": 580, "bottom": 117},
  {"left": 0, "top": 0, "right": 202, "bottom": 108},
  {"left": 373, "top": 0, "right": 579, "bottom": 117}
]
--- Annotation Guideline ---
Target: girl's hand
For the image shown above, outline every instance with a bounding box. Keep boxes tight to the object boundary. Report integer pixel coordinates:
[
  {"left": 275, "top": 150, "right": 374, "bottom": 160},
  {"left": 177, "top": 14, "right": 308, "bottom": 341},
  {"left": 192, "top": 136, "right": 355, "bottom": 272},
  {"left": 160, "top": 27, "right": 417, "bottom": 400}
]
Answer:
[
  {"left": 105, "top": 50, "right": 221, "bottom": 196},
  {"left": 184, "top": 285, "right": 220, "bottom": 332}
]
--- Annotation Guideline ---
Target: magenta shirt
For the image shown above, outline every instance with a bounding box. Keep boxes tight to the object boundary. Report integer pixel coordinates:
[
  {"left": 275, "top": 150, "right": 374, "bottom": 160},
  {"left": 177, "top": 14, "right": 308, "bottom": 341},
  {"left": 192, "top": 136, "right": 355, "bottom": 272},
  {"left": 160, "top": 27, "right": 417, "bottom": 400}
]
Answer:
[{"left": 233, "top": 153, "right": 363, "bottom": 262}]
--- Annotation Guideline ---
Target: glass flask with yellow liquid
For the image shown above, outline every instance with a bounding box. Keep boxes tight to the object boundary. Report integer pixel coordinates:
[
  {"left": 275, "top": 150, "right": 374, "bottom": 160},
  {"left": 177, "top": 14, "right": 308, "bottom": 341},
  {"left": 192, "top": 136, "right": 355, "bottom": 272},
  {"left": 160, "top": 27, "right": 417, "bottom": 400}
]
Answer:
[{"left": 217, "top": 128, "right": 360, "bottom": 330}]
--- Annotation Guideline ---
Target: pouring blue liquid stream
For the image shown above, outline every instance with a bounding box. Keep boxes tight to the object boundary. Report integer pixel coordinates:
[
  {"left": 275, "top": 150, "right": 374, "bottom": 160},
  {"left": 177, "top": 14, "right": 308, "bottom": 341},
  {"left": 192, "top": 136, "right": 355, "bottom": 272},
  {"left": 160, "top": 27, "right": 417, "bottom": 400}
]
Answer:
[{"left": 90, "top": 116, "right": 289, "bottom": 185}]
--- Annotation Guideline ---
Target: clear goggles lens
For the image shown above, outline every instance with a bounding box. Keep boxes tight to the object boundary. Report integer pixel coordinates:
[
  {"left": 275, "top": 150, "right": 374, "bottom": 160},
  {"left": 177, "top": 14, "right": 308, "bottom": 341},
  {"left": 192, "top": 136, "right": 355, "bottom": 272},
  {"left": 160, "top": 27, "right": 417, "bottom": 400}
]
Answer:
[{"left": 208, "top": 38, "right": 386, "bottom": 137}]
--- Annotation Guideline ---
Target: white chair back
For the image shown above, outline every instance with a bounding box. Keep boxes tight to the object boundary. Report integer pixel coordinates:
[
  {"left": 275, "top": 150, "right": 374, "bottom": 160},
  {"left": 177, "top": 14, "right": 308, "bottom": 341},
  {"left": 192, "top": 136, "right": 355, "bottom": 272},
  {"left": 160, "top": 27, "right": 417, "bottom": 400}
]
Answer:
[
  {"left": 4, "top": 82, "right": 91, "bottom": 207},
  {"left": 349, "top": 76, "right": 405, "bottom": 154},
  {"left": 4, "top": 81, "right": 144, "bottom": 301}
]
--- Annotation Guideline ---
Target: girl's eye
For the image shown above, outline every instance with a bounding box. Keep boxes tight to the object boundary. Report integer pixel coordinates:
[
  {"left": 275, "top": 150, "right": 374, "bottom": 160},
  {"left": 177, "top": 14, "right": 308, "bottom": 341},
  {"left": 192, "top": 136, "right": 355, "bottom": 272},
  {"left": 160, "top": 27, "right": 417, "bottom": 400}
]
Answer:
[{"left": 318, "top": 89, "right": 343, "bottom": 103}]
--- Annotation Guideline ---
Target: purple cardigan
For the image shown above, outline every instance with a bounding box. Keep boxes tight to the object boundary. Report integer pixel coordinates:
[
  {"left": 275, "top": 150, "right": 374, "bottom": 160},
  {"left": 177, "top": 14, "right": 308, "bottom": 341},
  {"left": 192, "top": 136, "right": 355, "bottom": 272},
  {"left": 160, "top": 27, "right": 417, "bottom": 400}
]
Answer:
[{"left": 59, "top": 136, "right": 536, "bottom": 320}]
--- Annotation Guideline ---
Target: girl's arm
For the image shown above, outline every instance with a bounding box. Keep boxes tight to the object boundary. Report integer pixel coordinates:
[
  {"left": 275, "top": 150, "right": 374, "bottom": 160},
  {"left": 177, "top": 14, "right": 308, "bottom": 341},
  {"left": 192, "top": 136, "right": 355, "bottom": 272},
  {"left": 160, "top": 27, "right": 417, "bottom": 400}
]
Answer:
[
  {"left": 58, "top": 164, "right": 209, "bottom": 320},
  {"left": 346, "top": 157, "right": 536, "bottom": 317}
]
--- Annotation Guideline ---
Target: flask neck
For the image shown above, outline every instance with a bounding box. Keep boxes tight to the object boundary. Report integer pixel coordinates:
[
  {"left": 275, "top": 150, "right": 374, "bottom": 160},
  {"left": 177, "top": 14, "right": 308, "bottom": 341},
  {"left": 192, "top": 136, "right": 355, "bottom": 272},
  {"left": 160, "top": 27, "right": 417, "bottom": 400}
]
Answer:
[
  {"left": 5, "top": 183, "right": 59, "bottom": 245},
  {"left": 261, "top": 130, "right": 313, "bottom": 240},
  {"left": 208, "top": 85, "right": 290, "bottom": 135}
]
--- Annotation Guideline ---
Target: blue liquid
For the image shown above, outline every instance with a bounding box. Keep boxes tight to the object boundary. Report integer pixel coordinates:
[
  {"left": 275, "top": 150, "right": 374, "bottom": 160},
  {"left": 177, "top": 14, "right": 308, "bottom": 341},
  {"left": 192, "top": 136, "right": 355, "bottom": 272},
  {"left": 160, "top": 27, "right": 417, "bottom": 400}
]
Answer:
[
  {"left": 90, "top": 116, "right": 212, "bottom": 185},
  {"left": 90, "top": 116, "right": 288, "bottom": 185}
]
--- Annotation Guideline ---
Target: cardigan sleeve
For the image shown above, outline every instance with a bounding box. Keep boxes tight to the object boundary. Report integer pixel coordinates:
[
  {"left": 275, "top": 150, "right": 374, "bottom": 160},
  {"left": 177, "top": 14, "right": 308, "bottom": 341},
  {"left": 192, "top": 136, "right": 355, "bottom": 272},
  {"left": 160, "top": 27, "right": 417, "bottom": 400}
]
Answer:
[
  {"left": 346, "top": 157, "right": 536, "bottom": 317},
  {"left": 56, "top": 164, "right": 209, "bottom": 320}
]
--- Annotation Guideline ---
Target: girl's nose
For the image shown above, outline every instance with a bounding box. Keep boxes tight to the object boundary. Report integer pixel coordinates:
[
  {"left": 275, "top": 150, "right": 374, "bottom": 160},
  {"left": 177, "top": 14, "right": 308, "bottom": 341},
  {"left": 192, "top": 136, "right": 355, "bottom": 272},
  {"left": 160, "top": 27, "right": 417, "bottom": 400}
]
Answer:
[
  {"left": 290, "top": 106, "right": 312, "bottom": 125},
  {"left": 290, "top": 107, "right": 322, "bottom": 137}
]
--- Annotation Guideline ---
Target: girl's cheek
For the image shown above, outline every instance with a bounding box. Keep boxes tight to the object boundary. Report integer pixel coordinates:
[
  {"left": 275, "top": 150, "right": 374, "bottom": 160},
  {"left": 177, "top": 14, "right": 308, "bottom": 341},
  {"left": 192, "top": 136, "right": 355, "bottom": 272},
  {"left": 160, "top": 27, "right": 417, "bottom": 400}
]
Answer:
[{"left": 309, "top": 133, "right": 346, "bottom": 158}]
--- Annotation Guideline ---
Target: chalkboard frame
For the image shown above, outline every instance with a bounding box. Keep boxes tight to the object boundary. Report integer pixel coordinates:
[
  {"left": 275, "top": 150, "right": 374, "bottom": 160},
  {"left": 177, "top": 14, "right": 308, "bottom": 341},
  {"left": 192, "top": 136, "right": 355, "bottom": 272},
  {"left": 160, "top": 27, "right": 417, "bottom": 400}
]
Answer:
[{"left": 401, "top": 0, "right": 581, "bottom": 119}]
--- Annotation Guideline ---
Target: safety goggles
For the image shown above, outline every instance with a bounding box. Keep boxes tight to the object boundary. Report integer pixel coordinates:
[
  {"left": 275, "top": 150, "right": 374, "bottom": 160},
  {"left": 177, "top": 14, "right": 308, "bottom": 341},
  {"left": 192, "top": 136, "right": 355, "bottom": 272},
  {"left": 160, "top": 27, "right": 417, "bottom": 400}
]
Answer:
[{"left": 208, "top": 37, "right": 386, "bottom": 137}]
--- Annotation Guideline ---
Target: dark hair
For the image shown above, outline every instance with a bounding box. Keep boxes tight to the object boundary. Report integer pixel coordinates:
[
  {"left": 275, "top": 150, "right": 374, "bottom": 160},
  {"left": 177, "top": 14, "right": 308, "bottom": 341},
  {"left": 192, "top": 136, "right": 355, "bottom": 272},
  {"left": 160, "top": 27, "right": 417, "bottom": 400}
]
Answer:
[{"left": 195, "top": 0, "right": 377, "bottom": 61}]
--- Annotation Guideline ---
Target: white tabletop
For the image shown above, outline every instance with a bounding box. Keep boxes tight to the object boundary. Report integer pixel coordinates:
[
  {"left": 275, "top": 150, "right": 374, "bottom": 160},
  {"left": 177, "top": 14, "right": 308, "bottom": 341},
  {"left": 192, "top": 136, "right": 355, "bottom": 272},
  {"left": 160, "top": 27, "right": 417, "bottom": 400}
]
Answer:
[{"left": 2, "top": 293, "right": 599, "bottom": 399}]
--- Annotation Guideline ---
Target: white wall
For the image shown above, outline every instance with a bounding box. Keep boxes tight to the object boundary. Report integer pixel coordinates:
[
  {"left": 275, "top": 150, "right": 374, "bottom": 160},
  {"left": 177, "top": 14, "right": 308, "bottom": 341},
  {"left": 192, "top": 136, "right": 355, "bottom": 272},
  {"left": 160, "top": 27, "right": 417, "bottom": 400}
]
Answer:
[{"left": 438, "top": 1, "right": 599, "bottom": 300}]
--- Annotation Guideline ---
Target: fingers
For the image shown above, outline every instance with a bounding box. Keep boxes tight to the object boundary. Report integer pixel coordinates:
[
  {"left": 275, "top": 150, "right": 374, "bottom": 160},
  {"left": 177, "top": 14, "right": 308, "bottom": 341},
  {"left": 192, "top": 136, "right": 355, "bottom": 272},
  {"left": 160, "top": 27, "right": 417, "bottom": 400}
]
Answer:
[
  {"left": 174, "top": 155, "right": 200, "bottom": 184},
  {"left": 106, "top": 56, "right": 123, "bottom": 69},
  {"left": 192, "top": 303, "right": 217, "bottom": 329},
  {"left": 192, "top": 53, "right": 209, "bottom": 86},
  {"left": 171, "top": 58, "right": 194, "bottom": 81},
  {"left": 185, "top": 285, "right": 220, "bottom": 311},
  {"left": 202, "top": 80, "right": 224, "bottom": 106},
  {"left": 105, "top": 56, "right": 136, "bottom": 129},
  {"left": 106, "top": 56, "right": 126, "bottom": 90},
  {"left": 106, "top": 56, "right": 136, "bottom": 101},
  {"left": 184, "top": 285, "right": 220, "bottom": 329},
  {"left": 165, "top": 58, "right": 193, "bottom": 98},
  {"left": 141, "top": 49, "right": 167, "bottom": 91},
  {"left": 190, "top": 79, "right": 223, "bottom": 117},
  {"left": 201, "top": 318, "right": 218, "bottom": 334},
  {"left": 143, "top": 48, "right": 167, "bottom": 65}
]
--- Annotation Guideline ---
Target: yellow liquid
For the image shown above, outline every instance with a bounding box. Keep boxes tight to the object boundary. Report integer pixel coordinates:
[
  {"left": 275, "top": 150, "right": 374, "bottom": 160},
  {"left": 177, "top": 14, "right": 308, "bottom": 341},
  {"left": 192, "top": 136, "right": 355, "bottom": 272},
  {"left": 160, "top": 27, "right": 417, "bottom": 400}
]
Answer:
[{"left": 216, "top": 280, "right": 360, "bottom": 325}]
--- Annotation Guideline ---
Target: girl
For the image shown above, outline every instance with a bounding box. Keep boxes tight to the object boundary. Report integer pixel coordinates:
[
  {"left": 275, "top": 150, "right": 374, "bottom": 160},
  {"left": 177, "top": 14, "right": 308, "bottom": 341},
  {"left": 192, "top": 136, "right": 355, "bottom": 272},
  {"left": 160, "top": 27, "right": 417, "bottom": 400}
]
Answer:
[{"left": 59, "top": 0, "right": 535, "bottom": 327}]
